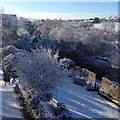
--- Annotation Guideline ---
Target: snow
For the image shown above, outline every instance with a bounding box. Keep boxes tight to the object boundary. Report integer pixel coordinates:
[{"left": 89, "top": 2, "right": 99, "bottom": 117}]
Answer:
[
  {"left": 0, "top": 61, "right": 23, "bottom": 119},
  {"left": 53, "top": 77, "right": 119, "bottom": 118},
  {"left": 0, "top": 55, "right": 119, "bottom": 119}
]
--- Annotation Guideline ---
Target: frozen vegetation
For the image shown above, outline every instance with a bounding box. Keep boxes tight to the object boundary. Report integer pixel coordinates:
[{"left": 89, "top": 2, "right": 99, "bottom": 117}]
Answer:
[{"left": 1, "top": 15, "right": 119, "bottom": 119}]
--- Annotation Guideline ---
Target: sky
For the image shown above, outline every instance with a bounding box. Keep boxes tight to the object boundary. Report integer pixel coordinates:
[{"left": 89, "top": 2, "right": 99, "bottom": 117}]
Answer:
[{"left": 1, "top": 1, "right": 118, "bottom": 20}]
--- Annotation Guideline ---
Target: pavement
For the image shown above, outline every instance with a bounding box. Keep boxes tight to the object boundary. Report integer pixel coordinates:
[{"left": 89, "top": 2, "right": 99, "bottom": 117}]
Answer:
[{"left": 0, "top": 61, "right": 23, "bottom": 119}]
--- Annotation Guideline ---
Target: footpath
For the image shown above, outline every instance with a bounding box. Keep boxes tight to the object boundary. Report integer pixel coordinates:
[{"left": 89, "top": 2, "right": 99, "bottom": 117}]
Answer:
[{"left": 0, "top": 61, "right": 23, "bottom": 119}]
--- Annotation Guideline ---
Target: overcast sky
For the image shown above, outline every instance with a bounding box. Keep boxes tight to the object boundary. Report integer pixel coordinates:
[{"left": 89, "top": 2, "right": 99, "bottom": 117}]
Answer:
[{"left": 1, "top": 1, "right": 118, "bottom": 20}]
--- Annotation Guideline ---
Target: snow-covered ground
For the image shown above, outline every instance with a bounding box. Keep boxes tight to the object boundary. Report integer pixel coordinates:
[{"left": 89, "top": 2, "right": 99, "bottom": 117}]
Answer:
[
  {"left": 53, "top": 77, "right": 119, "bottom": 118},
  {"left": 0, "top": 59, "right": 119, "bottom": 119},
  {"left": 0, "top": 61, "right": 23, "bottom": 119}
]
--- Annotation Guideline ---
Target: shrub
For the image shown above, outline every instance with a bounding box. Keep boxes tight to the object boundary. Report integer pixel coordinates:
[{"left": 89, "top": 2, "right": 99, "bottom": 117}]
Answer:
[
  {"left": 59, "top": 58, "right": 75, "bottom": 70},
  {"left": 93, "top": 17, "right": 100, "bottom": 23},
  {"left": 13, "top": 48, "right": 64, "bottom": 98},
  {"left": 2, "top": 54, "right": 16, "bottom": 81},
  {"left": 1, "top": 45, "right": 19, "bottom": 59}
]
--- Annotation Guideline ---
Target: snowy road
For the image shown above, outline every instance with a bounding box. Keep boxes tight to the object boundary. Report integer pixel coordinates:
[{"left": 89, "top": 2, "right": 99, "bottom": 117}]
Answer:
[
  {"left": 0, "top": 61, "right": 23, "bottom": 119},
  {"left": 54, "top": 77, "right": 119, "bottom": 118}
]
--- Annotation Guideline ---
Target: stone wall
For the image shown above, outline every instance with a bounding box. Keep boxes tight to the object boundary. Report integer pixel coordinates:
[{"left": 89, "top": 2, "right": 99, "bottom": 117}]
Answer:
[
  {"left": 99, "top": 77, "right": 120, "bottom": 101},
  {"left": 110, "top": 82, "right": 120, "bottom": 101},
  {"left": 70, "top": 66, "right": 119, "bottom": 102},
  {"left": 2, "top": 14, "right": 18, "bottom": 42},
  {"left": 73, "top": 66, "right": 82, "bottom": 78},
  {"left": 82, "top": 68, "right": 96, "bottom": 88},
  {"left": 88, "top": 71, "right": 96, "bottom": 87},
  {"left": 99, "top": 77, "right": 113, "bottom": 95}
]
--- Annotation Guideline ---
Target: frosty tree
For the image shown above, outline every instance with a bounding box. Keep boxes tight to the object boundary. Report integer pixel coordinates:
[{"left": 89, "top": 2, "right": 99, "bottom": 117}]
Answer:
[{"left": 13, "top": 48, "right": 64, "bottom": 98}]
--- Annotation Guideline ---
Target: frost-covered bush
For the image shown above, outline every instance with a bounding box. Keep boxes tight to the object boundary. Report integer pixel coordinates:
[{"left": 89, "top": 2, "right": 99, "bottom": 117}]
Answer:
[
  {"left": 49, "top": 20, "right": 118, "bottom": 69},
  {"left": 49, "top": 21, "right": 96, "bottom": 50},
  {"left": 2, "top": 54, "right": 17, "bottom": 81},
  {"left": 73, "top": 21, "right": 93, "bottom": 28},
  {"left": 36, "top": 19, "right": 62, "bottom": 38},
  {"left": 59, "top": 58, "right": 75, "bottom": 70},
  {"left": 52, "top": 102, "right": 72, "bottom": 119},
  {"left": 49, "top": 21, "right": 93, "bottom": 43},
  {"left": 19, "top": 33, "right": 32, "bottom": 41},
  {"left": 13, "top": 18, "right": 32, "bottom": 44},
  {"left": 32, "top": 30, "right": 41, "bottom": 39},
  {"left": 39, "top": 46, "right": 59, "bottom": 60},
  {"left": 39, "top": 37, "right": 58, "bottom": 49},
  {"left": 93, "top": 17, "right": 100, "bottom": 23},
  {"left": 1, "top": 45, "right": 21, "bottom": 81},
  {"left": 49, "top": 21, "right": 118, "bottom": 57},
  {"left": 17, "top": 17, "right": 28, "bottom": 37},
  {"left": 2, "top": 14, "right": 18, "bottom": 42},
  {"left": 17, "top": 17, "right": 35, "bottom": 37},
  {"left": 13, "top": 48, "right": 64, "bottom": 98},
  {"left": 9, "top": 39, "right": 36, "bottom": 50},
  {"left": 49, "top": 24, "right": 75, "bottom": 42},
  {"left": 17, "top": 28, "right": 30, "bottom": 37},
  {"left": 102, "top": 21, "right": 115, "bottom": 32},
  {"left": 73, "top": 77, "right": 87, "bottom": 86},
  {"left": 1, "top": 45, "right": 19, "bottom": 59}
]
